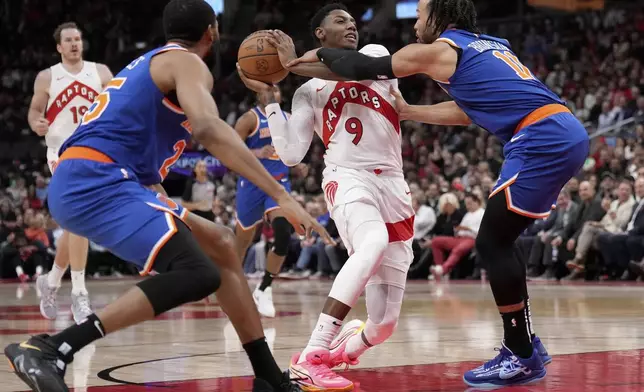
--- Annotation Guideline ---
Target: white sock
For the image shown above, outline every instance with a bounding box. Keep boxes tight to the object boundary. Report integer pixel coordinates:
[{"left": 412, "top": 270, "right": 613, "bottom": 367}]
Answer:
[
  {"left": 15, "top": 266, "right": 25, "bottom": 277},
  {"left": 48, "top": 263, "right": 67, "bottom": 287},
  {"left": 345, "top": 330, "right": 371, "bottom": 360},
  {"left": 35, "top": 265, "right": 44, "bottom": 276},
  {"left": 298, "top": 313, "right": 343, "bottom": 364},
  {"left": 71, "top": 270, "right": 88, "bottom": 295}
]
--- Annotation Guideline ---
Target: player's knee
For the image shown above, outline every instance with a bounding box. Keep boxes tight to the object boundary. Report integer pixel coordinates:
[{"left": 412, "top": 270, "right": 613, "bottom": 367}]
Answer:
[
  {"left": 216, "top": 225, "right": 237, "bottom": 254},
  {"left": 366, "top": 310, "right": 400, "bottom": 346},
  {"left": 271, "top": 217, "right": 292, "bottom": 257}
]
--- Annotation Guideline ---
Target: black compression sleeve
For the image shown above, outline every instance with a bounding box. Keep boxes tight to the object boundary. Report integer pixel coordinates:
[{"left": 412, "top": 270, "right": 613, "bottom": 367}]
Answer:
[{"left": 317, "top": 48, "right": 396, "bottom": 81}]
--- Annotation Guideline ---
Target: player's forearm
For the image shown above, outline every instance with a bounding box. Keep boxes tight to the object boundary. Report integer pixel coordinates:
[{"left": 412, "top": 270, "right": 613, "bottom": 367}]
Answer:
[
  {"left": 288, "top": 62, "right": 348, "bottom": 81},
  {"left": 265, "top": 103, "right": 312, "bottom": 166},
  {"left": 317, "top": 48, "right": 395, "bottom": 81},
  {"left": 195, "top": 118, "right": 289, "bottom": 202},
  {"left": 27, "top": 108, "right": 44, "bottom": 130},
  {"left": 180, "top": 200, "right": 200, "bottom": 211},
  {"left": 402, "top": 102, "right": 471, "bottom": 126}
]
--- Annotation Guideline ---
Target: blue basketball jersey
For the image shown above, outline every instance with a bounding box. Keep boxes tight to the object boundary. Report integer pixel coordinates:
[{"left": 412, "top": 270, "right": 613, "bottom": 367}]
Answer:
[
  {"left": 243, "top": 106, "right": 289, "bottom": 179},
  {"left": 435, "top": 29, "right": 564, "bottom": 143},
  {"left": 60, "top": 44, "right": 192, "bottom": 185}
]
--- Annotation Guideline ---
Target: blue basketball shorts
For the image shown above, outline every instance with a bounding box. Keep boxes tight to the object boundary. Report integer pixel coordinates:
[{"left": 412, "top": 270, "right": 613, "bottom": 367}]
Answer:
[
  {"left": 48, "top": 147, "right": 187, "bottom": 275},
  {"left": 235, "top": 175, "right": 291, "bottom": 230},
  {"left": 491, "top": 106, "right": 589, "bottom": 218}
]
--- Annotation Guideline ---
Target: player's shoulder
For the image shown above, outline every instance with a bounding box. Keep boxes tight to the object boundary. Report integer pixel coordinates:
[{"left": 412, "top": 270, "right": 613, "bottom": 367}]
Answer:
[
  {"left": 95, "top": 62, "right": 111, "bottom": 72},
  {"left": 36, "top": 67, "right": 52, "bottom": 80},
  {"left": 235, "top": 108, "right": 258, "bottom": 128},
  {"left": 298, "top": 79, "right": 317, "bottom": 92},
  {"left": 34, "top": 68, "right": 52, "bottom": 87}
]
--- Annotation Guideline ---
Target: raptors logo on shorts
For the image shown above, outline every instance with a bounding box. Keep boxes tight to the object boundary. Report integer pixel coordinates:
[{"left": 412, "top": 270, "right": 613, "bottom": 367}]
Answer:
[{"left": 324, "top": 181, "right": 338, "bottom": 207}]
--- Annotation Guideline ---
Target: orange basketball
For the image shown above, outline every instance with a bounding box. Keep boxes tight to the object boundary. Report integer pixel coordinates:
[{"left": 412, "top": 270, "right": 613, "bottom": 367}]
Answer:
[{"left": 237, "top": 30, "right": 289, "bottom": 84}]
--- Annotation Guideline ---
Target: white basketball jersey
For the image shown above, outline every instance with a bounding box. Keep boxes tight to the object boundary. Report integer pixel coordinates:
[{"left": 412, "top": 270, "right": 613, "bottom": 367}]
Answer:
[
  {"left": 45, "top": 61, "right": 102, "bottom": 152},
  {"left": 298, "top": 45, "right": 402, "bottom": 173}
]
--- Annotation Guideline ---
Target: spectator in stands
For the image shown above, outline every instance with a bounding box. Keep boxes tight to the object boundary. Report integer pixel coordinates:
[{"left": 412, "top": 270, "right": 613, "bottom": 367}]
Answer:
[
  {"left": 1, "top": 218, "right": 48, "bottom": 282},
  {"left": 6, "top": 178, "right": 27, "bottom": 203},
  {"left": 0, "top": 199, "right": 18, "bottom": 243},
  {"left": 597, "top": 177, "right": 644, "bottom": 280},
  {"left": 529, "top": 190, "right": 579, "bottom": 279},
  {"left": 564, "top": 180, "right": 635, "bottom": 280},
  {"left": 34, "top": 176, "right": 48, "bottom": 203},
  {"left": 429, "top": 193, "right": 484, "bottom": 280},
  {"left": 181, "top": 160, "right": 216, "bottom": 221},
  {"left": 426, "top": 183, "right": 440, "bottom": 212},
  {"left": 566, "top": 177, "right": 581, "bottom": 203},
  {"left": 412, "top": 192, "right": 436, "bottom": 262},
  {"left": 292, "top": 201, "right": 329, "bottom": 278},
  {"left": 545, "top": 181, "right": 606, "bottom": 278},
  {"left": 426, "top": 192, "right": 464, "bottom": 239}
]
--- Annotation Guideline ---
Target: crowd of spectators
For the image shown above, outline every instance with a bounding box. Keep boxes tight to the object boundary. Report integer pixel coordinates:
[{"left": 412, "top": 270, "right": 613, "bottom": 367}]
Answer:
[{"left": 2, "top": 1, "right": 644, "bottom": 283}]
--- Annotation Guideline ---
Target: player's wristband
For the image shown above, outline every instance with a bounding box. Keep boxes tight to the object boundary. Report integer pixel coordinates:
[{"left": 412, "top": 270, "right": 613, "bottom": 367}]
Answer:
[{"left": 317, "top": 48, "right": 396, "bottom": 81}]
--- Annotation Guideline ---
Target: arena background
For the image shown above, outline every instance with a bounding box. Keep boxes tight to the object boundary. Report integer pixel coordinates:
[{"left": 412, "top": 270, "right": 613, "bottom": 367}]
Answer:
[{"left": 1, "top": 0, "right": 643, "bottom": 282}]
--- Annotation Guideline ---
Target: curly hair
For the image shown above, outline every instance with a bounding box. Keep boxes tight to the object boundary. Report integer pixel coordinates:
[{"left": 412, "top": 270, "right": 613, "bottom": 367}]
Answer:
[{"left": 427, "top": 0, "right": 480, "bottom": 37}]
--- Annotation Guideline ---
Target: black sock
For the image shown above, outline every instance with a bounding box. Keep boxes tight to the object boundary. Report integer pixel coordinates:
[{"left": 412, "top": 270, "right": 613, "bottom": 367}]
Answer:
[
  {"left": 243, "top": 338, "right": 283, "bottom": 388},
  {"left": 49, "top": 313, "right": 105, "bottom": 357},
  {"left": 501, "top": 309, "right": 533, "bottom": 359},
  {"left": 259, "top": 271, "right": 275, "bottom": 291}
]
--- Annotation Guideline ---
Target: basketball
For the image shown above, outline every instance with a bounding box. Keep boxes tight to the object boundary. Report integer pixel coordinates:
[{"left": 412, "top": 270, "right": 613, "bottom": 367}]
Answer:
[{"left": 237, "top": 30, "right": 289, "bottom": 84}]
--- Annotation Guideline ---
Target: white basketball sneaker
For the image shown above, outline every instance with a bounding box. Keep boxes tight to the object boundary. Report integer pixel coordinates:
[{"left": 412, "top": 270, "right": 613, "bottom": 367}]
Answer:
[
  {"left": 71, "top": 291, "right": 93, "bottom": 323},
  {"left": 253, "top": 285, "right": 276, "bottom": 318},
  {"left": 37, "top": 274, "right": 59, "bottom": 320},
  {"left": 329, "top": 319, "right": 365, "bottom": 368}
]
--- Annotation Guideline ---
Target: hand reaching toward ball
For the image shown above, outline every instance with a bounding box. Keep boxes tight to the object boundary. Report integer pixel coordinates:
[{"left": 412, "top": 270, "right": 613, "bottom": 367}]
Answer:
[{"left": 237, "top": 30, "right": 289, "bottom": 84}]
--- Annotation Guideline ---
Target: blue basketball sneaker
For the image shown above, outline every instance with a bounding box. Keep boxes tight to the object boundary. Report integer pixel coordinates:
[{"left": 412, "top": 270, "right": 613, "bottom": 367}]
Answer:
[
  {"left": 533, "top": 336, "right": 552, "bottom": 365},
  {"left": 463, "top": 341, "right": 546, "bottom": 389}
]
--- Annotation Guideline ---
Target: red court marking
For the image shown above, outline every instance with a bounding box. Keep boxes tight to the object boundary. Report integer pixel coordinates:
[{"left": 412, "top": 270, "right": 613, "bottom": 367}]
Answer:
[{"left": 60, "top": 349, "right": 644, "bottom": 392}]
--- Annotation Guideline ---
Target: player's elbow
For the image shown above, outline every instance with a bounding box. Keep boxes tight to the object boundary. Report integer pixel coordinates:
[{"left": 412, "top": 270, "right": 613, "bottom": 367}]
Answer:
[
  {"left": 459, "top": 116, "right": 472, "bottom": 126},
  {"left": 191, "top": 118, "right": 221, "bottom": 145}
]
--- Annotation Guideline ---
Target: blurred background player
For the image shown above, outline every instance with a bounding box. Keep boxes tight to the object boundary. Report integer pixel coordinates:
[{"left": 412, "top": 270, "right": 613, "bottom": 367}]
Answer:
[
  {"left": 288, "top": 0, "right": 590, "bottom": 387},
  {"left": 234, "top": 87, "right": 294, "bottom": 317},
  {"left": 5, "top": 1, "right": 330, "bottom": 391},
  {"left": 28, "top": 21, "right": 113, "bottom": 322},
  {"left": 239, "top": 4, "right": 415, "bottom": 390}
]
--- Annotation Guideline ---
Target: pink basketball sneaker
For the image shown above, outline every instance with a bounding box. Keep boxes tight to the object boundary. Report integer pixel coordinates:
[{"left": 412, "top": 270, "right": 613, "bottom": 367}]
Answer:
[
  {"left": 329, "top": 319, "right": 365, "bottom": 368},
  {"left": 289, "top": 350, "right": 354, "bottom": 391}
]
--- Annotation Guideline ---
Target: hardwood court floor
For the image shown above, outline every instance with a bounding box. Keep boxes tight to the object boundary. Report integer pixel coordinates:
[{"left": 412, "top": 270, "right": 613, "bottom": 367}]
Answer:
[{"left": 1, "top": 278, "right": 644, "bottom": 391}]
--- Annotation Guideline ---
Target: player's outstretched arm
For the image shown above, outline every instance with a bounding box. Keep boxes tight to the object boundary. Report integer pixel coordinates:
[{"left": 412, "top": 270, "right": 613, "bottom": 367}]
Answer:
[
  {"left": 28, "top": 69, "right": 51, "bottom": 136},
  {"left": 168, "top": 52, "right": 332, "bottom": 242},
  {"left": 266, "top": 30, "right": 347, "bottom": 81},
  {"left": 237, "top": 65, "right": 315, "bottom": 166},
  {"left": 390, "top": 87, "right": 471, "bottom": 126},
  {"left": 288, "top": 42, "right": 456, "bottom": 83}
]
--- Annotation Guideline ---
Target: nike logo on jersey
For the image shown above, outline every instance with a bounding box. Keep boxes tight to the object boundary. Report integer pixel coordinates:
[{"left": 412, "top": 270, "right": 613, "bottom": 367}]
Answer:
[
  {"left": 268, "top": 112, "right": 276, "bottom": 118},
  {"left": 316, "top": 85, "right": 326, "bottom": 92},
  {"left": 510, "top": 133, "right": 526, "bottom": 143},
  {"left": 56, "top": 76, "right": 64, "bottom": 81}
]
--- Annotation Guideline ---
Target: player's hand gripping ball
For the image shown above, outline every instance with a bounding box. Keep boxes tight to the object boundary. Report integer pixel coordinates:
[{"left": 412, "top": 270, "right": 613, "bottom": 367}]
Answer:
[{"left": 237, "top": 30, "right": 289, "bottom": 84}]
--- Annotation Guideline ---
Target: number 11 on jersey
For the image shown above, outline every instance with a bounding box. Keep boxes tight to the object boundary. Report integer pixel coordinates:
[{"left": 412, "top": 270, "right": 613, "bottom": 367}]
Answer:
[{"left": 493, "top": 51, "right": 535, "bottom": 80}]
